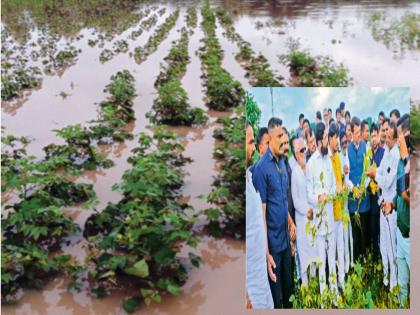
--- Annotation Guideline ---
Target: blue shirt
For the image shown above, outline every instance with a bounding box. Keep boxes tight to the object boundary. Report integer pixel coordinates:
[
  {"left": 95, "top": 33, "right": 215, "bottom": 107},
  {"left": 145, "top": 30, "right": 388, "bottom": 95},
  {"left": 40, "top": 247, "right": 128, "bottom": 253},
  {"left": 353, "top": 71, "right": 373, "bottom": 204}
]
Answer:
[
  {"left": 370, "top": 146, "right": 385, "bottom": 216},
  {"left": 348, "top": 140, "right": 370, "bottom": 213},
  {"left": 252, "top": 147, "right": 289, "bottom": 254}
]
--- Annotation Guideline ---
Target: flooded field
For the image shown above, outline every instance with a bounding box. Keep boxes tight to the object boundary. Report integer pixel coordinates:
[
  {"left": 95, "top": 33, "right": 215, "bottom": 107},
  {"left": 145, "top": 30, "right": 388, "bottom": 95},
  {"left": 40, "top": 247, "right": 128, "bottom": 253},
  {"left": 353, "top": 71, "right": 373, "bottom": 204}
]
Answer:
[{"left": 1, "top": 0, "right": 419, "bottom": 314}]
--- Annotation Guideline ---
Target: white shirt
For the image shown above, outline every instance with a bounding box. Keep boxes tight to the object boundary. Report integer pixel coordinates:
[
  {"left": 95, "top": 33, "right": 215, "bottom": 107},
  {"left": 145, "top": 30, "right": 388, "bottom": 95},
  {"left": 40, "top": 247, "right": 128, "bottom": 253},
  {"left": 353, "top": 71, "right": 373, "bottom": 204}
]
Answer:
[
  {"left": 375, "top": 143, "right": 400, "bottom": 203},
  {"left": 339, "top": 149, "right": 352, "bottom": 189},
  {"left": 291, "top": 163, "right": 316, "bottom": 270},
  {"left": 246, "top": 168, "right": 274, "bottom": 309},
  {"left": 306, "top": 149, "right": 336, "bottom": 236}
]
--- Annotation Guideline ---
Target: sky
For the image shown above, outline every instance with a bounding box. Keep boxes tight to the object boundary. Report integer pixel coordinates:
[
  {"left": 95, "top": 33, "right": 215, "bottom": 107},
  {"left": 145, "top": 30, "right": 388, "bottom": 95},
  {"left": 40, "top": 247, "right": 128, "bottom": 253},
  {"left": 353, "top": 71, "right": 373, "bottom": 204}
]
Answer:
[{"left": 247, "top": 87, "right": 410, "bottom": 131}]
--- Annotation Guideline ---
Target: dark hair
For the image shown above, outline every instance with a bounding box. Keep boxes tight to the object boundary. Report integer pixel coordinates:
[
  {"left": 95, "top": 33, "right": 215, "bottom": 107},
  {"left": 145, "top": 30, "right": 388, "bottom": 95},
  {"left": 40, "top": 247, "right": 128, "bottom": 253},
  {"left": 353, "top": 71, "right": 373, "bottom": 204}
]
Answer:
[
  {"left": 315, "top": 122, "right": 326, "bottom": 145},
  {"left": 328, "top": 122, "right": 338, "bottom": 139},
  {"left": 383, "top": 117, "right": 390, "bottom": 127},
  {"left": 389, "top": 121, "right": 398, "bottom": 140},
  {"left": 268, "top": 117, "right": 282, "bottom": 131},
  {"left": 316, "top": 111, "right": 322, "bottom": 120},
  {"left": 299, "top": 113, "right": 304, "bottom": 122},
  {"left": 370, "top": 122, "right": 379, "bottom": 134},
  {"left": 350, "top": 116, "right": 361, "bottom": 133},
  {"left": 379, "top": 111, "right": 385, "bottom": 118},
  {"left": 256, "top": 127, "right": 268, "bottom": 147},
  {"left": 302, "top": 118, "right": 310, "bottom": 127},
  {"left": 328, "top": 108, "right": 332, "bottom": 114},
  {"left": 329, "top": 118, "right": 335, "bottom": 126},
  {"left": 345, "top": 121, "right": 352, "bottom": 130},
  {"left": 361, "top": 119, "right": 369, "bottom": 133},
  {"left": 305, "top": 127, "right": 313, "bottom": 140},
  {"left": 282, "top": 126, "right": 289, "bottom": 137},
  {"left": 345, "top": 110, "right": 351, "bottom": 119},
  {"left": 390, "top": 109, "right": 401, "bottom": 119},
  {"left": 336, "top": 108, "right": 341, "bottom": 116},
  {"left": 339, "top": 130, "right": 346, "bottom": 141},
  {"left": 397, "top": 113, "right": 409, "bottom": 132}
]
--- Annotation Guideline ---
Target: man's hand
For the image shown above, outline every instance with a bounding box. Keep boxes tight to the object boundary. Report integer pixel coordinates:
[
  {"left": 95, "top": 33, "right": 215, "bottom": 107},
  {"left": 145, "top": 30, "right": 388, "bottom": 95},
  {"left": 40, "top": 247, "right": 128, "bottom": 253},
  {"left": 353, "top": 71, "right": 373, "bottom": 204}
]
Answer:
[
  {"left": 366, "top": 166, "right": 376, "bottom": 179},
  {"left": 289, "top": 221, "right": 296, "bottom": 242},
  {"left": 336, "top": 185, "right": 342, "bottom": 194},
  {"left": 343, "top": 165, "right": 349, "bottom": 175},
  {"left": 290, "top": 241, "right": 295, "bottom": 256},
  {"left": 382, "top": 202, "right": 392, "bottom": 215},
  {"left": 267, "top": 253, "right": 277, "bottom": 282},
  {"left": 307, "top": 207, "right": 313, "bottom": 220}
]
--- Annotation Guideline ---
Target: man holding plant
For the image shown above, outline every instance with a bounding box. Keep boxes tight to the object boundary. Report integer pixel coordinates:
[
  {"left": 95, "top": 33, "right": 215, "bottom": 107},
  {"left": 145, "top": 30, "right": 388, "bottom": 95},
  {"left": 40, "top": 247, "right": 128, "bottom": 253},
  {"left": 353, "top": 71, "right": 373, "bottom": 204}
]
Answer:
[{"left": 305, "top": 122, "right": 337, "bottom": 296}]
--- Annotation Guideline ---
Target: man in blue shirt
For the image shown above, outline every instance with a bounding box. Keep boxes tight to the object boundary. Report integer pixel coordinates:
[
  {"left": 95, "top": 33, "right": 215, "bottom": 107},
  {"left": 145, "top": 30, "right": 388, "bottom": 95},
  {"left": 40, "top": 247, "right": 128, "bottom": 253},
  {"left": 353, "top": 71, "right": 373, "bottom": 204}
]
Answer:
[
  {"left": 347, "top": 116, "right": 370, "bottom": 262},
  {"left": 253, "top": 117, "right": 295, "bottom": 308},
  {"left": 368, "top": 123, "right": 385, "bottom": 261}
]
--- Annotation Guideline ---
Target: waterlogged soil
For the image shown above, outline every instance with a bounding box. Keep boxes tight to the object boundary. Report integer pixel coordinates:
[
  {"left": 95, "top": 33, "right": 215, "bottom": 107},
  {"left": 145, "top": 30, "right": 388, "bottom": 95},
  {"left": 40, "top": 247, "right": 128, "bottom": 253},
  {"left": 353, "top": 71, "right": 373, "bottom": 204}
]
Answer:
[{"left": 1, "top": 0, "right": 419, "bottom": 314}]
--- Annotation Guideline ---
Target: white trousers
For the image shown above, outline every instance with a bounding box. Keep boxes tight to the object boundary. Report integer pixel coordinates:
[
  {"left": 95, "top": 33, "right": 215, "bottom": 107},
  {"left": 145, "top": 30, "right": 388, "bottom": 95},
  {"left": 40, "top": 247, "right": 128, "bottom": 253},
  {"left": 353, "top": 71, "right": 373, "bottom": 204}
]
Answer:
[
  {"left": 343, "top": 216, "right": 353, "bottom": 273},
  {"left": 334, "top": 221, "right": 345, "bottom": 287},
  {"left": 380, "top": 210, "right": 397, "bottom": 289},
  {"left": 316, "top": 232, "right": 337, "bottom": 294}
]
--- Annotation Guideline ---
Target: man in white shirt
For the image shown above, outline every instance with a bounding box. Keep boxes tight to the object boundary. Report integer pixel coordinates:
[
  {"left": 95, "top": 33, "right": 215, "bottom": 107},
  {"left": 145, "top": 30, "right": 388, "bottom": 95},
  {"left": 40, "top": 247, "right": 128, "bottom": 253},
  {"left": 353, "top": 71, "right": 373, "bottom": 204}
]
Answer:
[
  {"left": 306, "top": 122, "right": 337, "bottom": 296},
  {"left": 367, "top": 121, "right": 400, "bottom": 290},
  {"left": 291, "top": 138, "right": 316, "bottom": 286},
  {"left": 246, "top": 121, "right": 273, "bottom": 309},
  {"left": 338, "top": 132, "right": 353, "bottom": 273}
]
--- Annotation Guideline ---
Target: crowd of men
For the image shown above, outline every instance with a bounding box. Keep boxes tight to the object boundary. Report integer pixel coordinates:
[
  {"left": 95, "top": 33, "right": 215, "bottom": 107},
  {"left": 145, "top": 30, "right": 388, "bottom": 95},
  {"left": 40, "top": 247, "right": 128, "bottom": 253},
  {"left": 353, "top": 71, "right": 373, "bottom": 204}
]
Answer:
[{"left": 246, "top": 103, "right": 410, "bottom": 309}]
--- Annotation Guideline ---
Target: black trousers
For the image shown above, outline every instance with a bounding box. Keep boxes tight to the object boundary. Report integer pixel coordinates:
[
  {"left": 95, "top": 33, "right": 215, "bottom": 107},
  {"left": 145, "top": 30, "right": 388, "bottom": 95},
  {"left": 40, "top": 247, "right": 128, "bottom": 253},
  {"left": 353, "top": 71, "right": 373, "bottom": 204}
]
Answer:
[
  {"left": 268, "top": 245, "right": 293, "bottom": 308},
  {"left": 370, "top": 214, "right": 380, "bottom": 261},
  {"left": 350, "top": 211, "right": 370, "bottom": 262}
]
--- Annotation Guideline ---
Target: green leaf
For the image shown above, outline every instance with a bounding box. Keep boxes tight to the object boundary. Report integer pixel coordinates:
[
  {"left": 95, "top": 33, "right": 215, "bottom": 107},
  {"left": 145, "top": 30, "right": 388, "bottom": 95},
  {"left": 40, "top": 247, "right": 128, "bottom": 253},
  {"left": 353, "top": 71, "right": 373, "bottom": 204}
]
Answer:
[
  {"left": 122, "top": 297, "right": 140, "bottom": 313},
  {"left": 124, "top": 259, "right": 149, "bottom": 278}
]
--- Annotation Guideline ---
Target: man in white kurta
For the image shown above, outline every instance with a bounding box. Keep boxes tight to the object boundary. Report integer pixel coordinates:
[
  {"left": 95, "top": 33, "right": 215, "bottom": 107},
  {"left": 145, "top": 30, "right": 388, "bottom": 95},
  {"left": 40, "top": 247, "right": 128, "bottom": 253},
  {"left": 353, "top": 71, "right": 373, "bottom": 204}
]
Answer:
[
  {"left": 306, "top": 123, "right": 337, "bottom": 295},
  {"left": 291, "top": 138, "right": 316, "bottom": 286},
  {"left": 246, "top": 122, "right": 273, "bottom": 309},
  {"left": 338, "top": 133, "right": 354, "bottom": 273},
  {"left": 367, "top": 123, "right": 399, "bottom": 289}
]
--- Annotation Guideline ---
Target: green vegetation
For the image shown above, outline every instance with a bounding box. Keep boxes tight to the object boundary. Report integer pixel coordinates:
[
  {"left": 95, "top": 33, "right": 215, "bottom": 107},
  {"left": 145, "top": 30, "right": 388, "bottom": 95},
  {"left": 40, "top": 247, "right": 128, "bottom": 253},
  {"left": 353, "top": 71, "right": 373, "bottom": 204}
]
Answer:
[
  {"left": 148, "top": 29, "right": 207, "bottom": 125},
  {"left": 1, "top": 57, "right": 42, "bottom": 100},
  {"left": 84, "top": 126, "right": 200, "bottom": 311},
  {"left": 290, "top": 253, "right": 406, "bottom": 308},
  {"left": 411, "top": 101, "right": 420, "bottom": 146},
  {"left": 1, "top": 134, "right": 95, "bottom": 302},
  {"left": 368, "top": 12, "right": 420, "bottom": 51},
  {"left": 245, "top": 92, "right": 261, "bottom": 137},
  {"left": 99, "top": 48, "right": 114, "bottom": 63},
  {"left": 205, "top": 107, "right": 245, "bottom": 238},
  {"left": 133, "top": 9, "right": 180, "bottom": 64},
  {"left": 186, "top": 7, "right": 198, "bottom": 30},
  {"left": 215, "top": 7, "right": 284, "bottom": 87},
  {"left": 280, "top": 50, "right": 352, "bottom": 87},
  {"left": 199, "top": 1, "right": 244, "bottom": 110}
]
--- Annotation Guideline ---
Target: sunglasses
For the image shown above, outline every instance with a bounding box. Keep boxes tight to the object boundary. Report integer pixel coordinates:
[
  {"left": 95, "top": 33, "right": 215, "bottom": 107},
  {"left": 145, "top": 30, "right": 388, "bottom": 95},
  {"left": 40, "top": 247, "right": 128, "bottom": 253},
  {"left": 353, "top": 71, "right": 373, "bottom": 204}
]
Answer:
[{"left": 299, "top": 147, "right": 307, "bottom": 154}]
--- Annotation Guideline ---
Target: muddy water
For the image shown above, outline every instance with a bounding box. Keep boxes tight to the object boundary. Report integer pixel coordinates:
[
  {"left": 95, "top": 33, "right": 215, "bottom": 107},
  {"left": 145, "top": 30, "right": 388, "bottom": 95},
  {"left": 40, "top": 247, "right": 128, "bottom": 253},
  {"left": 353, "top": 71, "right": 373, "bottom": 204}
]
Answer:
[
  {"left": 223, "top": 0, "right": 420, "bottom": 99},
  {"left": 2, "top": 1, "right": 419, "bottom": 314}
]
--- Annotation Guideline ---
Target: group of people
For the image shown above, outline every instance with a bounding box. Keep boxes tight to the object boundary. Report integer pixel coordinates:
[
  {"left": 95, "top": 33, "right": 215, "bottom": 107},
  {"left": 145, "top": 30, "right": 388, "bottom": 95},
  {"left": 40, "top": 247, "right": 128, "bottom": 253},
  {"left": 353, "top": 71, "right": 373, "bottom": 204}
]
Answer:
[{"left": 246, "top": 103, "right": 410, "bottom": 309}]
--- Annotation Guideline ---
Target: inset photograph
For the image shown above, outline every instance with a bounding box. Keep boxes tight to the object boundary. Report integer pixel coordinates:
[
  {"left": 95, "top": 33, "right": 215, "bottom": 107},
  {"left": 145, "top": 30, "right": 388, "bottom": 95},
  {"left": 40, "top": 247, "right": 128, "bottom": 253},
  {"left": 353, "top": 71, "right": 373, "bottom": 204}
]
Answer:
[{"left": 246, "top": 87, "right": 410, "bottom": 309}]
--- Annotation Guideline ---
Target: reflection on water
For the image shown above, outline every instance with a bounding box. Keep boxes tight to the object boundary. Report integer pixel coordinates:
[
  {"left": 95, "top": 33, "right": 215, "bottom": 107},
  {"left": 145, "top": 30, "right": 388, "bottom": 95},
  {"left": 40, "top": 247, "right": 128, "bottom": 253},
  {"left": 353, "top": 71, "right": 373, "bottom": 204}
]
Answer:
[{"left": 1, "top": 0, "right": 419, "bottom": 314}]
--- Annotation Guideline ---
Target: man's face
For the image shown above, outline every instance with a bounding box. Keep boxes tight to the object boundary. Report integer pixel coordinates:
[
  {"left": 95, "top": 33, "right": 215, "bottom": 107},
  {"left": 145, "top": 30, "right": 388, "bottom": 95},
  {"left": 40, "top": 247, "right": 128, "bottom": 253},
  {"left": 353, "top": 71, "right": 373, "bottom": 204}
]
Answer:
[
  {"left": 340, "top": 137, "right": 348, "bottom": 153},
  {"left": 391, "top": 114, "right": 398, "bottom": 123},
  {"left": 380, "top": 122, "right": 389, "bottom": 144},
  {"left": 336, "top": 112, "right": 342, "bottom": 122},
  {"left": 386, "top": 126, "right": 395, "bottom": 149},
  {"left": 320, "top": 130, "right": 328, "bottom": 156},
  {"left": 307, "top": 133, "right": 316, "bottom": 154},
  {"left": 295, "top": 139, "right": 306, "bottom": 166},
  {"left": 353, "top": 124, "right": 361, "bottom": 145},
  {"left": 371, "top": 130, "right": 378, "bottom": 149},
  {"left": 246, "top": 125, "right": 255, "bottom": 167},
  {"left": 379, "top": 115, "right": 384, "bottom": 126},
  {"left": 345, "top": 115, "right": 350, "bottom": 123},
  {"left": 323, "top": 111, "right": 329, "bottom": 124},
  {"left": 303, "top": 122, "right": 310, "bottom": 133},
  {"left": 258, "top": 133, "right": 269, "bottom": 157},
  {"left": 299, "top": 117, "right": 304, "bottom": 128},
  {"left": 346, "top": 124, "right": 352, "bottom": 143},
  {"left": 329, "top": 134, "right": 338, "bottom": 153},
  {"left": 268, "top": 125, "right": 283, "bottom": 158},
  {"left": 361, "top": 124, "right": 369, "bottom": 142},
  {"left": 279, "top": 132, "right": 289, "bottom": 156}
]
